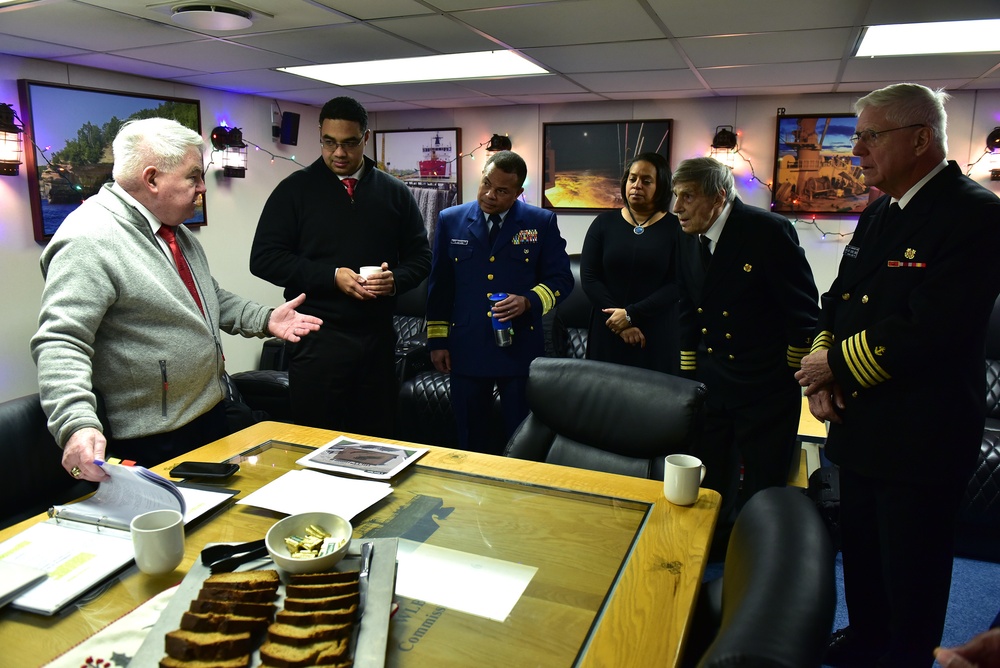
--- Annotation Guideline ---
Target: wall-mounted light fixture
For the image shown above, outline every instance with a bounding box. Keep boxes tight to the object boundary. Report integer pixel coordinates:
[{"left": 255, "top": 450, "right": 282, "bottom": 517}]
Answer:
[
  {"left": 987, "top": 127, "right": 1000, "bottom": 153},
  {"left": 211, "top": 125, "right": 247, "bottom": 178},
  {"left": 710, "top": 125, "right": 738, "bottom": 167},
  {"left": 486, "top": 134, "right": 512, "bottom": 152},
  {"left": 0, "top": 103, "right": 24, "bottom": 176}
]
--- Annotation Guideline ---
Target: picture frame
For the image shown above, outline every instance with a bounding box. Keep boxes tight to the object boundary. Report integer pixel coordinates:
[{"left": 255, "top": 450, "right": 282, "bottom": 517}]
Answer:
[
  {"left": 374, "top": 128, "right": 461, "bottom": 238},
  {"left": 17, "top": 80, "right": 205, "bottom": 243},
  {"left": 771, "top": 112, "right": 871, "bottom": 216},
  {"left": 542, "top": 120, "right": 672, "bottom": 212}
]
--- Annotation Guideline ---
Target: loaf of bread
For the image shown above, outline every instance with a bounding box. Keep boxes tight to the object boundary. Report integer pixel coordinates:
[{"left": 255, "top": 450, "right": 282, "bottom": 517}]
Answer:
[
  {"left": 158, "top": 656, "right": 251, "bottom": 668},
  {"left": 164, "top": 630, "right": 252, "bottom": 661},
  {"left": 161, "top": 569, "right": 279, "bottom": 667},
  {"left": 180, "top": 611, "right": 271, "bottom": 635},
  {"left": 204, "top": 570, "right": 281, "bottom": 590},
  {"left": 258, "top": 636, "right": 352, "bottom": 667}
]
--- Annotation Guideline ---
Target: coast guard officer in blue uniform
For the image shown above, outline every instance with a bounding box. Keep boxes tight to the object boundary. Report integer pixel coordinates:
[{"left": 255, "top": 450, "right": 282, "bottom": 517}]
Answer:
[{"left": 427, "top": 150, "right": 573, "bottom": 453}]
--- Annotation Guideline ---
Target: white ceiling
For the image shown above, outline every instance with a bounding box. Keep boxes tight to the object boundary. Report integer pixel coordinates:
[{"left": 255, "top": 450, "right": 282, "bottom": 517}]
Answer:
[{"left": 1, "top": 0, "right": 999, "bottom": 111}]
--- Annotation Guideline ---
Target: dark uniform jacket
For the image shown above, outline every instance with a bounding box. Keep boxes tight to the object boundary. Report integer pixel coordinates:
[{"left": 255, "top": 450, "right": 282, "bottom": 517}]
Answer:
[
  {"left": 427, "top": 199, "right": 573, "bottom": 377},
  {"left": 677, "top": 198, "right": 819, "bottom": 406},
  {"left": 814, "top": 161, "right": 1000, "bottom": 482}
]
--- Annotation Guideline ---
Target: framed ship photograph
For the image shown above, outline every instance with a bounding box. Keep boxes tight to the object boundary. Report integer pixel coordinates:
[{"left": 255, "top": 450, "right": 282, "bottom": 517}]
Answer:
[
  {"left": 374, "top": 128, "right": 461, "bottom": 240},
  {"left": 771, "top": 112, "right": 871, "bottom": 216},
  {"left": 17, "top": 80, "right": 204, "bottom": 243},
  {"left": 542, "top": 119, "right": 672, "bottom": 212}
]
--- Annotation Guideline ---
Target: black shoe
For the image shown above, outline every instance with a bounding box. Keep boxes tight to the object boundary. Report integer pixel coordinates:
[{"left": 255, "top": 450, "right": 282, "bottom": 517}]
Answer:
[{"left": 824, "top": 627, "right": 884, "bottom": 668}]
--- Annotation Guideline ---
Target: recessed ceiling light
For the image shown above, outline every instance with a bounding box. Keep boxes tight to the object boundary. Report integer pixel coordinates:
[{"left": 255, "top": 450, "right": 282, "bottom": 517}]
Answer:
[
  {"left": 171, "top": 4, "right": 253, "bottom": 31},
  {"left": 856, "top": 18, "right": 1000, "bottom": 57},
  {"left": 278, "top": 51, "right": 549, "bottom": 86}
]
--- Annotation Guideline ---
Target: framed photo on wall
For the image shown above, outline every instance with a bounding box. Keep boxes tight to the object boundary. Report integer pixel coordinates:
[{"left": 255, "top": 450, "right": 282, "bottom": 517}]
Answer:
[
  {"left": 17, "top": 80, "right": 204, "bottom": 243},
  {"left": 542, "top": 120, "right": 672, "bottom": 212},
  {"left": 374, "top": 128, "right": 461, "bottom": 240},
  {"left": 771, "top": 112, "right": 871, "bottom": 216}
]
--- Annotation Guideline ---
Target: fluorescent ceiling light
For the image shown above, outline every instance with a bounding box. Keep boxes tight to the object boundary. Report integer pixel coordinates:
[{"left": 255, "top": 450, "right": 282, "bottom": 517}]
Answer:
[
  {"left": 856, "top": 19, "right": 1000, "bottom": 57},
  {"left": 278, "top": 51, "right": 548, "bottom": 86}
]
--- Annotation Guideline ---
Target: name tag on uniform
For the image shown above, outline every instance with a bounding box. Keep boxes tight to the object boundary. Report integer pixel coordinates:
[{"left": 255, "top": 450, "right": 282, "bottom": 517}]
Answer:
[
  {"left": 450, "top": 239, "right": 469, "bottom": 245},
  {"left": 844, "top": 245, "right": 860, "bottom": 259}
]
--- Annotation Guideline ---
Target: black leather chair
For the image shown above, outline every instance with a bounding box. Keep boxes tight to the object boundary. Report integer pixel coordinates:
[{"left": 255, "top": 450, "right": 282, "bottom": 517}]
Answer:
[
  {"left": 551, "top": 254, "right": 591, "bottom": 359},
  {"left": 503, "top": 357, "right": 706, "bottom": 480},
  {"left": 955, "top": 292, "right": 1000, "bottom": 561},
  {"left": 0, "top": 394, "right": 97, "bottom": 530},
  {"left": 393, "top": 278, "right": 432, "bottom": 382},
  {"left": 687, "top": 486, "right": 836, "bottom": 668}
]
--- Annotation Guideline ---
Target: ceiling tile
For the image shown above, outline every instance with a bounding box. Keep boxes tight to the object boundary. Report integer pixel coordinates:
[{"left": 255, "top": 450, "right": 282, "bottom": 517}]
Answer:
[
  {"left": 679, "top": 28, "right": 853, "bottom": 68},
  {"left": 460, "top": 75, "right": 586, "bottom": 96},
  {"left": 572, "top": 69, "right": 703, "bottom": 93},
  {"left": 700, "top": 61, "right": 843, "bottom": 88},
  {"left": 51, "top": 53, "right": 200, "bottom": 80},
  {"left": 648, "top": 0, "right": 868, "bottom": 36},
  {"left": 523, "top": 40, "right": 687, "bottom": 74},
  {"left": 371, "top": 14, "right": 500, "bottom": 53},
  {"left": 843, "top": 54, "right": 1000, "bottom": 83},
  {"left": 233, "top": 23, "right": 432, "bottom": 63}
]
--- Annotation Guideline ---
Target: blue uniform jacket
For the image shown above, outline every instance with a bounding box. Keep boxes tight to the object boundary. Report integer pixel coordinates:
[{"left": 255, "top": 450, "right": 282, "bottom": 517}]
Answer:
[{"left": 427, "top": 199, "right": 573, "bottom": 377}]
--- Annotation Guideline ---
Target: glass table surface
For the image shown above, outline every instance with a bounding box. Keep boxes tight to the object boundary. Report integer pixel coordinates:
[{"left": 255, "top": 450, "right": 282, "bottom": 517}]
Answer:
[{"left": 229, "top": 440, "right": 651, "bottom": 667}]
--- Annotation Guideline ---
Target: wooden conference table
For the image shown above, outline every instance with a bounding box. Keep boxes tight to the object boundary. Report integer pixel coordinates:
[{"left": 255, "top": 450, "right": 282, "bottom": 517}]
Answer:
[{"left": 0, "top": 421, "right": 721, "bottom": 667}]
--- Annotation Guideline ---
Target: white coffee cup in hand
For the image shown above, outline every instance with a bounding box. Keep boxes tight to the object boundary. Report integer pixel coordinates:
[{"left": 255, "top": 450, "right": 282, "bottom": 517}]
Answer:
[
  {"left": 359, "top": 266, "right": 382, "bottom": 278},
  {"left": 663, "top": 454, "right": 706, "bottom": 506},
  {"left": 130, "top": 509, "right": 185, "bottom": 575}
]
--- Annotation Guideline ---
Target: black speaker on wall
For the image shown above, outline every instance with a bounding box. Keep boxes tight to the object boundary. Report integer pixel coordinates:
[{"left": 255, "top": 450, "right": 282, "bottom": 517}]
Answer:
[{"left": 280, "top": 111, "right": 300, "bottom": 146}]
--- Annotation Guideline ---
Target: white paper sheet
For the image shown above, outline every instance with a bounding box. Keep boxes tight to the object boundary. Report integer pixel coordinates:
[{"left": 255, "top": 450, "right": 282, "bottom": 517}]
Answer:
[
  {"left": 236, "top": 469, "right": 393, "bottom": 519},
  {"left": 394, "top": 539, "right": 537, "bottom": 622}
]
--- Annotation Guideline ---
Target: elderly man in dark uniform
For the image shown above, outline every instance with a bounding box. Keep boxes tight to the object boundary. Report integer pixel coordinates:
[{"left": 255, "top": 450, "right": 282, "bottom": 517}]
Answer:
[
  {"left": 797, "top": 83, "right": 1000, "bottom": 667},
  {"left": 673, "top": 156, "right": 819, "bottom": 542},
  {"left": 427, "top": 150, "right": 572, "bottom": 453}
]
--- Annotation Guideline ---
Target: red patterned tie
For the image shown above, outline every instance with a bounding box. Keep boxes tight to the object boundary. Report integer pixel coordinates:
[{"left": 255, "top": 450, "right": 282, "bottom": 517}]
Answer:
[
  {"left": 157, "top": 225, "right": 204, "bottom": 315},
  {"left": 342, "top": 177, "right": 357, "bottom": 198}
]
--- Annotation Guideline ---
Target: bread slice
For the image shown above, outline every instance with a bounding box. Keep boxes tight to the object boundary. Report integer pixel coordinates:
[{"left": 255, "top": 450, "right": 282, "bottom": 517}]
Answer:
[
  {"left": 197, "top": 586, "right": 279, "bottom": 603},
  {"left": 259, "top": 636, "right": 351, "bottom": 667},
  {"left": 203, "top": 569, "right": 280, "bottom": 591},
  {"left": 283, "top": 580, "right": 358, "bottom": 600},
  {"left": 189, "top": 598, "right": 276, "bottom": 619},
  {"left": 267, "top": 621, "right": 352, "bottom": 646},
  {"left": 282, "top": 590, "right": 360, "bottom": 612},
  {"left": 164, "top": 630, "right": 252, "bottom": 661},
  {"left": 287, "top": 570, "right": 360, "bottom": 585},
  {"left": 274, "top": 606, "right": 357, "bottom": 627},
  {"left": 180, "top": 611, "right": 271, "bottom": 635},
  {"left": 158, "top": 655, "right": 251, "bottom": 668}
]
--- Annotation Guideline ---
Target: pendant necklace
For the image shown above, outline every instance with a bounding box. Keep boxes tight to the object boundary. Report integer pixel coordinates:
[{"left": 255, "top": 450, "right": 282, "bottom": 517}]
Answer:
[{"left": 626, "top": 207, "right": 656, "bottom": 236}]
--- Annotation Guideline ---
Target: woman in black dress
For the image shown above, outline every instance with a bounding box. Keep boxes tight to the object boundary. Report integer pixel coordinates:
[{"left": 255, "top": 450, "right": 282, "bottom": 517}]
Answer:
[{"left": 580, "top": 152, "right": 679, "bottom": 374}]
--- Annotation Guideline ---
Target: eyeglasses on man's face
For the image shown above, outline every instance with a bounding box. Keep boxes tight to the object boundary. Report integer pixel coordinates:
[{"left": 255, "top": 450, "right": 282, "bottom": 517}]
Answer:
[
  {"left": 321, "top": 137, "right": 364, "bottom": 151},
  {"left": 849, "top": 124, "right": 924, "bottom": 147}
]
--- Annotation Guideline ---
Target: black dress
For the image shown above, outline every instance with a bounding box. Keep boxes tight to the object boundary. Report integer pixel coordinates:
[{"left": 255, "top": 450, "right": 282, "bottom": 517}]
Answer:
[{"left": 580, "top": 210, "right": 680, "bottom": 374}]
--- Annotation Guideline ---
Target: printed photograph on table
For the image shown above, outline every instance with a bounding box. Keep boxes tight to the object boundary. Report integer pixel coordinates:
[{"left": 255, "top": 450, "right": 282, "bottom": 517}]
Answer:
[
  {"left": 297, "top": 435, "right": 428, "bottom": 479},
  {"left": 17, "top": 79, "right": 204, "bottom": 243},
  {"left": 374, "top": 128, "right": 461, "bottom": 241},
  {"left": 542, "top": 119, "right": 672, "bottom": 212},
  {"left": 771, "top": 112, "right": 873, "bottom": 216}
]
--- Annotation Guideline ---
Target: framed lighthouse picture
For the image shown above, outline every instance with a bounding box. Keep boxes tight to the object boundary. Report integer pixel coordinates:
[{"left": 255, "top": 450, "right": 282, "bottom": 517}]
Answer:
[{"left": 771, "top": 112, "right": 871, "bottom": 216}]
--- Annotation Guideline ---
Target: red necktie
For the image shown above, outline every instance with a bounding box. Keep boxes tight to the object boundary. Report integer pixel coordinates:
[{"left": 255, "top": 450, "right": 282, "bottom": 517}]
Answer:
[
  {"left": 157, "top": 225, "right": 204, "bottom": 315},
  {"left": 342, "top": 178, "right": 357, "bottom": 198}
]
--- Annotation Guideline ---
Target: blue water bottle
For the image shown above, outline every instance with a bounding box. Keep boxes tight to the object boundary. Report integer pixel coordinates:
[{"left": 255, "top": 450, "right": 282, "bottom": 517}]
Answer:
[{"left": 489, "top": 292, "right": 513, "bottom": 347}]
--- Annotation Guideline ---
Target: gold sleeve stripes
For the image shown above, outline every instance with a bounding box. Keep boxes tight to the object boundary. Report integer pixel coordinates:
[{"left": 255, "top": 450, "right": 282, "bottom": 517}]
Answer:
[
  {"left": 787, "top": 345, "right": 810, "bottom": 369},
  {"left": 531, "top": 284, "right": 559, "bottom": 315},
  {"left": 841, "top": 330, "right": 890, "bottom": 388},
  {"left": 427, "top": 320, "right": 450, "bottom": 340},
  {"left": 680, "top": 350, "right": 697, "bottom": 372},
  {"left": 811, "top": 330, "right": 834, "bottom": 354}
]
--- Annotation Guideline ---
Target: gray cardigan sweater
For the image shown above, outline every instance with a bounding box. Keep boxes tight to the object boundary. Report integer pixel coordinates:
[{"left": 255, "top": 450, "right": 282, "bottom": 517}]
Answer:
[{"left": 31, "top": 184, "right": 272, "bottom": 446}]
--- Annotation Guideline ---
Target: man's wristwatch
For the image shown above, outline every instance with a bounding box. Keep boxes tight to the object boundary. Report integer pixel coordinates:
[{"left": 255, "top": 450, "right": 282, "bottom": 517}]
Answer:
[{"left": 624, "top": 310, "right": 632, "bottom": 325}]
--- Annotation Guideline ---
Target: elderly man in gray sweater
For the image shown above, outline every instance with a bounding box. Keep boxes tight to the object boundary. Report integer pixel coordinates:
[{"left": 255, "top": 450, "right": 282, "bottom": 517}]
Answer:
[{"left": 31, "top": 118, "right": 322, "bottom": 482}]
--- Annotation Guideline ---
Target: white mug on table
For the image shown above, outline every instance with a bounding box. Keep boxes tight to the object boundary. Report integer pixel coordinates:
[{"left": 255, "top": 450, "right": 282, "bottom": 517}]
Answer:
[
  {"left": 663, "top": 454, "right": 706, "bottom": 506},
  {"left": 130, "top": 509, "right": 185, "bottom": 575}
]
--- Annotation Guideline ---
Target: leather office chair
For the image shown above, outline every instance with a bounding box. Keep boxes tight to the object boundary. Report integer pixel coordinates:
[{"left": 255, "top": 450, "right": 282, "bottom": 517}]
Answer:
[
  {"left": 503, "top": 357, "right": 707, "bottom": 480},
  {"left": 551, "top": 254, "right": 591, "bottom": 359},
  {"left": 688, "top": 486, "right": 836, "bottom": 668},
  {"left": 0, "top": 394, "right": 96, "bottom": 530},
  {"left": 393, "top": 278, "right": 432, "bottom": 382}
]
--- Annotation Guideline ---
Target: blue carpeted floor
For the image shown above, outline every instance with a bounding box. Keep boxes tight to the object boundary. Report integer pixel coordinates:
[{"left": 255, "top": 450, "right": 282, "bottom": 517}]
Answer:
[{"left": 824, "top": 552, "right": 1000, "bottom": 667}]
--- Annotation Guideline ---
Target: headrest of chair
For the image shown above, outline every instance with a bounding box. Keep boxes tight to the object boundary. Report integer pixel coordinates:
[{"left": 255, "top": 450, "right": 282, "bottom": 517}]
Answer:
[
  {"left": 525, "top": 357, "right": 706, "bottom": 456},
  {"left": 555, "top": 255, "right": 591, "bottom": 329}
]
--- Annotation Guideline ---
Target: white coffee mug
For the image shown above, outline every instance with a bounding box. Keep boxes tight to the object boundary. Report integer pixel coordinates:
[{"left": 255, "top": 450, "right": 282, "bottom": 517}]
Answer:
[
  {"left": 130, "top": 509, "right": 185, "bottom": 575},
  {"left": 663, "top": 454, "right": 706, "bottom": 506},
  {"left": 359, "top": 265, "right": 382, "bottom": 278}
]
